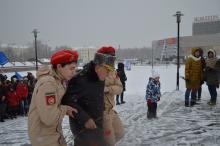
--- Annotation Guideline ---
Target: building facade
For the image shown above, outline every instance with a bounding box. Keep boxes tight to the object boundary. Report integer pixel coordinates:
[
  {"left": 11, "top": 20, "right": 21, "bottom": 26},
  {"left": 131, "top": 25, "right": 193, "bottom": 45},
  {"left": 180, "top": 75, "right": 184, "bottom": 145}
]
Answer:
[
  {"left": 193, "top": 15, "right": 220, "bottom": 35},
  {"left": 76, "top": 47, "right": 97, "bottom": 65},
  {"left": 152, "top": 15, "right": 220, "bottom": 62}
]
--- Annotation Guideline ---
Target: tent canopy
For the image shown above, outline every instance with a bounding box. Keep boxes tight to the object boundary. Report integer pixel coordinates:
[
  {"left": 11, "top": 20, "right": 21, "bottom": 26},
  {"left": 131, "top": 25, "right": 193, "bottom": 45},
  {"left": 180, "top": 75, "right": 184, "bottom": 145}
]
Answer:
[{"left": 0, "top": 52, "right": 9, "bottom": 66}]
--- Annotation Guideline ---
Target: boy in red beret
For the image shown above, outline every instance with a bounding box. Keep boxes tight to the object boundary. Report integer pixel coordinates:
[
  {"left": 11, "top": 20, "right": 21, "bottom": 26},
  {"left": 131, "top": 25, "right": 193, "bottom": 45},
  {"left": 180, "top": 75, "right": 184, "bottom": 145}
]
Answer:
[
  {"left": 62, "top": 46, "right": 117, "bottom": 146},
  {"left": 28, "top": 49, "right": 79, "bottom": 146}
]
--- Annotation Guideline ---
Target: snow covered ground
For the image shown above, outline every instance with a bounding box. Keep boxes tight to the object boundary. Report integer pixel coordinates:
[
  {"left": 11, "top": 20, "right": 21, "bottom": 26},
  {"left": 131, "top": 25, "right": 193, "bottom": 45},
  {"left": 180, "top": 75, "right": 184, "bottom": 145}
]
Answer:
[
  {"left": 0, "top": 65, "right": 220, "bottom": 146},
  {"left": 3, "top": 62, "right": 42, "bottom": 67}
]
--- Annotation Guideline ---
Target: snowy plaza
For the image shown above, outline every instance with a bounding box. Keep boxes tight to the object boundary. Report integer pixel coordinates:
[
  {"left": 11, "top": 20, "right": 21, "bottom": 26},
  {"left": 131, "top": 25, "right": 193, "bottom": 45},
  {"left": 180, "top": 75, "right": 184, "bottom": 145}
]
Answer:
[{"left": 0, "top": 65, "right": 220, "bottom": 146}]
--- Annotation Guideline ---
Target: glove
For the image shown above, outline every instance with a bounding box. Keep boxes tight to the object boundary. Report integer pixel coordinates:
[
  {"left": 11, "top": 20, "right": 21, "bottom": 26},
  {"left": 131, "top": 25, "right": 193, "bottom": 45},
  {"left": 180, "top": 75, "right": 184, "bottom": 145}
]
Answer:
[
  {"left": 200, "top": 81, "right": 204, "bottom": 85},
  {"left": 185, "top": 79, "right": 190, "bottom": 82},
  {"left": 157, "top": 97, "right": 160, "bottom": 102},
  {"left": 147, "top": 99, "right": 152, "bottom": 105},
  {"left": 207, "top": 67, "right": 213, "bottom": 71}
]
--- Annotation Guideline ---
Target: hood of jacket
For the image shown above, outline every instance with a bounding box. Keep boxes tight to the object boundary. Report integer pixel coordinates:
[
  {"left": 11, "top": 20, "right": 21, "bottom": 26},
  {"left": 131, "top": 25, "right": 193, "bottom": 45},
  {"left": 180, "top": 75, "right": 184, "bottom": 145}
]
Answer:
[
  {"left": 207, "top": 49, "right": 216, "bottom": 57},
  {"left": 36, "top": 65, "right": 65, "bottom": 82},
  {"left": 188, "top": 54, "right": 201, "bottom": 61}
]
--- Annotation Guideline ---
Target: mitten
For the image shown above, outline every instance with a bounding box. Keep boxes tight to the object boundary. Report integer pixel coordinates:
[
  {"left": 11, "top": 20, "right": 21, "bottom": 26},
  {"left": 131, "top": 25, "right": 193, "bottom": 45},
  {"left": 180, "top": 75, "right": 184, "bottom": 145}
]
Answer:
[
  {"left": 157, "top": 97, "right": 160, "bottom": 102},
  {"left": 207, "top": 67, "right": 213, "bottom": 71},
  {"left": 185, "top": 79, "right": 190, "bottom": 82},
  {"left": 200, "top": 81, "right": 204, "bottom": 85},
  {"left": 147, "top": 99, "right": 152, "bottom": 105}
]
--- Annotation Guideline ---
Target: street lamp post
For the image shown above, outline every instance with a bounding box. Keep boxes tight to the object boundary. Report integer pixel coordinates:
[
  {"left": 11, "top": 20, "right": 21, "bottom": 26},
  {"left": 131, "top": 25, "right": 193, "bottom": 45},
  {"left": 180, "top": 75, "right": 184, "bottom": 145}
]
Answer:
[
  {"left": 32, "top": 29, "right": 39, "bottom": 71},
  {"left": 173, "top": 11, "right": 183, "bottom": 90},
  {"left": 152, "top": 46, "right": 154, "bottom": 69}
]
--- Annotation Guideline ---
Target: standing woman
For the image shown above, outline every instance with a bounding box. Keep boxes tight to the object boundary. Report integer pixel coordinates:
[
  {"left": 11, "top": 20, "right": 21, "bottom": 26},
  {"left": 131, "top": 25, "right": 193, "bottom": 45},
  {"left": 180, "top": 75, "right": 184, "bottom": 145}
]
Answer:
[
  {"left": 28, "top": 50, "right": 78, "bottom": 146},
  {"left": 116, "top": 62, "right": 127, "bottom": 105},
  {"left": 184, "top": 48, "right": 203, "bottom": 107},
  {"left": 205, "top": 49, "right": 219, "bottom": 105}
]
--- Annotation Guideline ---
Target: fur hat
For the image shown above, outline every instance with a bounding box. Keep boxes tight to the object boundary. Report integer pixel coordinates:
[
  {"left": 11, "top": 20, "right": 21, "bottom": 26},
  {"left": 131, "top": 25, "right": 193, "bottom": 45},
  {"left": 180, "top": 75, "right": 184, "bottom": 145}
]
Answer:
[
  {"left": 51, "top": 49, "right": 78, "bottom": 65},
  {"left": 191, "top": 48, "right": 200, "bottom": 56},
  {"left": 94, "top": 46, "right": 116, "bottom": 71},
  {"left": 207, "top": 49, "right": 216, "bottom": 57}
]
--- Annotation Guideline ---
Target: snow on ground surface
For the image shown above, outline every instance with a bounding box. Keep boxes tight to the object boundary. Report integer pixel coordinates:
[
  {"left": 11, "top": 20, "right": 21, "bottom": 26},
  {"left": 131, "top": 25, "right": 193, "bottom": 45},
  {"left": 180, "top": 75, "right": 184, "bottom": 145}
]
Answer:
[
  {"left": 2, "top": 62, "right": 14, "bottom": 67},
  {"left": 0, "top": 65, "right": 220, "bottom": 146},
  {"left": 2, "top": 62, "right": 40, "bottom": 67}
]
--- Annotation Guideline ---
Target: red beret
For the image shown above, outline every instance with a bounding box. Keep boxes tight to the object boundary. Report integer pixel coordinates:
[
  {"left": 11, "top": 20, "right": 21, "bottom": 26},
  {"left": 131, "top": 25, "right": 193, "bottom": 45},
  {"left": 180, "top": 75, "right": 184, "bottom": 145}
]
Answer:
[
  {"left": 97, "top": 46, "right": 115, "bottom": 56},
  {"left": 51, "top": 49, "right": 78, "bottom": 65},
  {"left": 94, "top": 46, "right": 116, "bottom": 71}
]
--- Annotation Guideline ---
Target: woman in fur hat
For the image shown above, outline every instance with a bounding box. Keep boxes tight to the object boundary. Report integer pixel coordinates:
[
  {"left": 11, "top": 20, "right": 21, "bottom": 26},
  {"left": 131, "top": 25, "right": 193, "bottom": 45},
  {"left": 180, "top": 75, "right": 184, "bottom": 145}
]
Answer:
[
  {"left": 184, "top": 48, "right": 203, "bottom": 107},
  {"left": 205, "top": 49, "right": 219, "bottom": 105}
]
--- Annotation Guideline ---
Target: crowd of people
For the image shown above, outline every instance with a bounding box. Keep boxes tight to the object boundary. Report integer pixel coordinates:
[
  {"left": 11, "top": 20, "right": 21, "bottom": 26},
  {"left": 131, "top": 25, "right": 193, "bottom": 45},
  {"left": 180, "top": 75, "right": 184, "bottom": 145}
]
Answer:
[{"left": 0, "top": 72, "right": 36, "bottom": 122}]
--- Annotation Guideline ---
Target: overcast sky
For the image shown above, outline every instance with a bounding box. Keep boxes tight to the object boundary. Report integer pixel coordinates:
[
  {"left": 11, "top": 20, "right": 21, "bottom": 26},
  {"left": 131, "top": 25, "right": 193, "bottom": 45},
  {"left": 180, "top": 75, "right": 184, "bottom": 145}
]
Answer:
[{"left": 0, "top": 0, "right": 219, "bottom": 49}]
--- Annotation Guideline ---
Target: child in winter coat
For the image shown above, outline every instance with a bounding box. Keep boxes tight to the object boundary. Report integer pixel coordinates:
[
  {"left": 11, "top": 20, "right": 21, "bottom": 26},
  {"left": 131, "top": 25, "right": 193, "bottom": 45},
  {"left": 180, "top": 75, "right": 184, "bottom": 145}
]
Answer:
[{"left": 145, "top": 70, "right": 161, "bottom": 119}]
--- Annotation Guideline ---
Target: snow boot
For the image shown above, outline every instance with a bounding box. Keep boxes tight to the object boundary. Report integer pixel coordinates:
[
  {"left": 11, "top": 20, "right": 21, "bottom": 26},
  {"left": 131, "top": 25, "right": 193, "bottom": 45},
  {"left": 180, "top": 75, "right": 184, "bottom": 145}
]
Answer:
[
  {"left": 121, "top": 101, "right": 126, "bottom": 104},
  {"left": 116, "top": 102, "right": 120, "bottom": 105},
  {"left": 185, "top": 101, "right": 189, "bottom": 107},
  {"left": 190, "top": 101, "right": 196, "bottom": 106},
  {"left": 121, "top": 95, "right": 125, "bottom": 104},
  {"left": 116, "top": 96, "right": 120, "bottom": 105},
  {"left": 147, "top": 112, "right": 153, "bottom": 119},
  {"left": 0, "top": 116, "right": 5, "bottom": 122},
  {"left": 207, "top": 101, "right": 216, "bottom": 106}
]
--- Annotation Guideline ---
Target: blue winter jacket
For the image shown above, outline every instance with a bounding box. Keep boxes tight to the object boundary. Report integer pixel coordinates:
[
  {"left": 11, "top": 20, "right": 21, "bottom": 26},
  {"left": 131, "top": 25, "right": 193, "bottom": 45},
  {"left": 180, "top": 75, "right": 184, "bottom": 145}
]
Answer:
[{"left": 145, "top": 77, "right": 161, "bottom": 103}]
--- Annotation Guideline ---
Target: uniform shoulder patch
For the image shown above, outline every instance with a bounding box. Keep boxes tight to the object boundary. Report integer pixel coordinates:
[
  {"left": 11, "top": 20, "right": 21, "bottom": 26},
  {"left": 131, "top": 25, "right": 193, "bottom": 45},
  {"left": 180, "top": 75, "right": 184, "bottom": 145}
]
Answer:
[
  {"left": 45, "top": 92, "right": 56, "bottom": 105},
  {"left": 104, "top": 129, "right": 112, "bottom": 137}
]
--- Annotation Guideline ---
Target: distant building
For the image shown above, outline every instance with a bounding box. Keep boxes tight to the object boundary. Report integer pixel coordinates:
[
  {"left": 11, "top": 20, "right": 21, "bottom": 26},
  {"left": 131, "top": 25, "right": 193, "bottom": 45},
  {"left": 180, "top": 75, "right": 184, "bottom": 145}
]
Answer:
[
  {"left": 193, "top": 15, "right": 220, "bottom": 35},
  {"left": 76, "top": 47, "right": 97, "bottom": 64},
  {"left": 152, "top": 15, "right": 220, "bottom": 62}
]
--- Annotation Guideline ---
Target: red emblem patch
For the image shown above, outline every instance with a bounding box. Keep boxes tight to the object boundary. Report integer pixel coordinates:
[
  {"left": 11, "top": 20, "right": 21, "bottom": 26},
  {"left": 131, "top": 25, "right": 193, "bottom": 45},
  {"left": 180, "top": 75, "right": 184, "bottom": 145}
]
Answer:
[
  {"left": 104, "top": 130, "right": 112, "bottom": 137},
  {"left": 45, "top": 95, "right": 56, "bottom": 105}
]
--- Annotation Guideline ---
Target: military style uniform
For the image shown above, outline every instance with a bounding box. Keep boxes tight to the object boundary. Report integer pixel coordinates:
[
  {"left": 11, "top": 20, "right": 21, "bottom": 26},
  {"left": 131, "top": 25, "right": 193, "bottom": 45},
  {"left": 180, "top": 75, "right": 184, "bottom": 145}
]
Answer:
[
  {"left": 103, "top": 71, "right": 124, "bottom": 146},
  {"left": 28, "top": 66, "right": 69, "bottom": 146}
]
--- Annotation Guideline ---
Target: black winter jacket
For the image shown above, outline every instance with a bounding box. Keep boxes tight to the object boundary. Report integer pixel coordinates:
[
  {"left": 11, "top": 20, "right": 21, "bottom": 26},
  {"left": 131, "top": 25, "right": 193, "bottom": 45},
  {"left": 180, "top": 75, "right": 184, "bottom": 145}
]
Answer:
[
  {"left": 0, "top": 85, "right": 6, "bottom": 104},
  {"left": 62, "top": 61, "right": 105, "bottom": 145},
  {"left": 117, "top": 69, "right": 127, "bottom": 91}
]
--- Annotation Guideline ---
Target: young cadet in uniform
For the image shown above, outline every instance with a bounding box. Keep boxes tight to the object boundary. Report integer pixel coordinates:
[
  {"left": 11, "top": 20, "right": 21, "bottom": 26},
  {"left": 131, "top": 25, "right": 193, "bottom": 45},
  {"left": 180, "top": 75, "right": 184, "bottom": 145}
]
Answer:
[
  {"left": 28, "top": 49, "right": 78, "bottom": 146},
  {"left": 62, "top": 46, "right": 116, "bottom": 146},
  {"left": 102, "top": 47, "right": 125, "bottom": 146}
]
